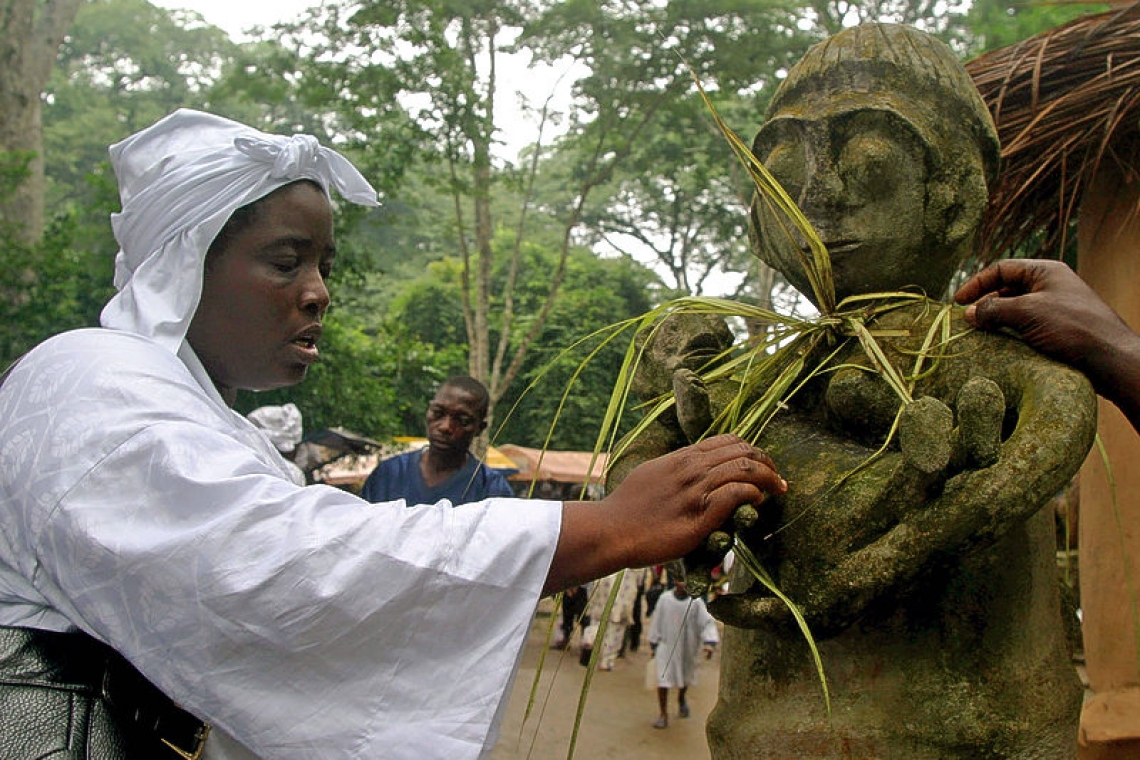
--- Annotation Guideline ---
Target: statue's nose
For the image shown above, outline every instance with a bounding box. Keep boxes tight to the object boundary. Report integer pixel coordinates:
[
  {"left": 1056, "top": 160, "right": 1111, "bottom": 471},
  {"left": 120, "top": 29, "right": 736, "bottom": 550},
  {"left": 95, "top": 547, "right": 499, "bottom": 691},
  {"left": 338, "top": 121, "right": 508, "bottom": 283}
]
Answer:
[{"left": 799, "top": 150, "right": 844, "bottom": 212}]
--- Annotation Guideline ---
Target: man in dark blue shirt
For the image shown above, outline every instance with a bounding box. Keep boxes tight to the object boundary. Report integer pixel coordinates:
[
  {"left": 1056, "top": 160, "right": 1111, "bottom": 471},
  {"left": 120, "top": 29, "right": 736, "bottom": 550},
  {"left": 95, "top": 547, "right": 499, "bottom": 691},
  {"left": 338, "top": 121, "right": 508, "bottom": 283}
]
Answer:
[{"left": 362, "top": 376, "right": 515, "bottom": 505}]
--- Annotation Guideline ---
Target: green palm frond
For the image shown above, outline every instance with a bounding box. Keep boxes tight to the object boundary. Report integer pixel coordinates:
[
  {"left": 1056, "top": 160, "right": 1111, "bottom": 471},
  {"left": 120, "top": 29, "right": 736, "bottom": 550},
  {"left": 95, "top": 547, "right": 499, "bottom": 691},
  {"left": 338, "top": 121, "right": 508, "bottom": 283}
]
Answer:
[{"left": 691, "top": 74, "right": 836, "bottom": 314}]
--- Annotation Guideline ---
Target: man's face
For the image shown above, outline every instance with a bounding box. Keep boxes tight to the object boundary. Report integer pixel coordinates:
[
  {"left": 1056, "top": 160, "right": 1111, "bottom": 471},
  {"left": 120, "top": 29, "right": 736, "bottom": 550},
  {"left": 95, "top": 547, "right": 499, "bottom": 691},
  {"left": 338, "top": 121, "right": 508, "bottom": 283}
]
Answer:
[
  {"left": 750, "top": 108, "right": 936, "bottom": 305},
  {"left": 187, "top": 182, "right": 335, "bottom": 405},
  {"left": 425, "top": 385, "right": 486, "bottom": 455}
]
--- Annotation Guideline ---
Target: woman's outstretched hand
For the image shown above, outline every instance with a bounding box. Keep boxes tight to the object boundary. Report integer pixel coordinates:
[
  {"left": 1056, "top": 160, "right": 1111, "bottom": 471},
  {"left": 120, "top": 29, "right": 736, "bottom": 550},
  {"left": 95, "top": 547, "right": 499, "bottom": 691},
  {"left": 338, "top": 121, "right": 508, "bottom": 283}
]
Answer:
[{"left": 545, "top": 434, "right": 785, "bottom": 595}]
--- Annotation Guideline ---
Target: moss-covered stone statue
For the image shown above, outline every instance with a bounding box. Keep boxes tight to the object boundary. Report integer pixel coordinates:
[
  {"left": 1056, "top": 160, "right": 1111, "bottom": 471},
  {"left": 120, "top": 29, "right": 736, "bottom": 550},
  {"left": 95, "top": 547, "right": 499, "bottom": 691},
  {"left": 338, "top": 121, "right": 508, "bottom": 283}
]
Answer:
[{"left": 607, "top": 23, "right": 1096, "bottom": 759}]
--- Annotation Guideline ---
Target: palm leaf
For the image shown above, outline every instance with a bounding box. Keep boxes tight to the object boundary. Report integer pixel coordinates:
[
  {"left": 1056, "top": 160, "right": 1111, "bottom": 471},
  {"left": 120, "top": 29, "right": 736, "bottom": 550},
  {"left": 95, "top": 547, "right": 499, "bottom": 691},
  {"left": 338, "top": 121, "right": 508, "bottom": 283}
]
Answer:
[
  {"left": 732, "top": 539, "right": 831, "bottom": 711},
  {"left": 690, "top": 73, "right": 836, "bottom": 314}
]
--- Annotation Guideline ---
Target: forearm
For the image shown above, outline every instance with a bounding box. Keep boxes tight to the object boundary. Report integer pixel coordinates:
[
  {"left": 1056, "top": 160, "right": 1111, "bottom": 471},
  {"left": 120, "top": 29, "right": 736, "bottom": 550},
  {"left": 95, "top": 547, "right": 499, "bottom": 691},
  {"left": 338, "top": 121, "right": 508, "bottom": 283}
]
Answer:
[
  {"left": 543, "top": 501, "right": 630, "bottom": 596},
  {"left": 1087, "top": 332, "right": 1140, "bottom": 436}
]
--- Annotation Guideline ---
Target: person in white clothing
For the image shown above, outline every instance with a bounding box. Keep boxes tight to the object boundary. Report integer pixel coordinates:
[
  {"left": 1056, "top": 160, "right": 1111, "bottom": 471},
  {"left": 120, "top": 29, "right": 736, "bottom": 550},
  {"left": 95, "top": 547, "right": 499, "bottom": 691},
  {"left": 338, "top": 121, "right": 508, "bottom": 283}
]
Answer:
[
  {"left": 247, "top": 403, "right": 307, "bottom": 485},
  {"left": 582, "top": 568, "right": 639, "bottom": 671},
  {"left": 648, "top": 575, "right": 720, "bottom": 729},
  {"left": 0, "top": 109, "right": 785, "bottom": 760}
]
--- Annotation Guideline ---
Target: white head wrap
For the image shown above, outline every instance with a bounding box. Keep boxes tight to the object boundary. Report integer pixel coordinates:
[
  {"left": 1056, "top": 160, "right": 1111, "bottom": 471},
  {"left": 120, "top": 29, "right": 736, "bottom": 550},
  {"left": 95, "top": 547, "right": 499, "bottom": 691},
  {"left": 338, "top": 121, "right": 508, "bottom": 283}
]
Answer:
[
  {"left": 247, "top": 403, "right": 304, "bottom": 453},
  {"left": 100, "top": 108, "right": 379, "bottom": 352}
]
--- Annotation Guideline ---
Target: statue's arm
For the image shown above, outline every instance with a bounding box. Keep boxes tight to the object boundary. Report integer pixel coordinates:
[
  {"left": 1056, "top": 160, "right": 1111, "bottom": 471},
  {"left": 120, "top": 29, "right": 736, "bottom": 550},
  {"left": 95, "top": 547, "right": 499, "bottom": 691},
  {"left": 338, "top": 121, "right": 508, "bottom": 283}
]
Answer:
[{"left": 714, "top": 358, "right": 1096, "bottom": 636}]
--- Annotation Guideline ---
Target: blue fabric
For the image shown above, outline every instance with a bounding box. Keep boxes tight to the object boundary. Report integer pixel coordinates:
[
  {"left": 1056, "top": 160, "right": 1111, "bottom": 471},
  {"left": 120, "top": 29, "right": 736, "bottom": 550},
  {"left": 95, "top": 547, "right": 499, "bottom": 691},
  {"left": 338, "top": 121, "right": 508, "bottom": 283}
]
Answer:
[{"left": 361, "top": 449, "right": 516, "bottom": 506}]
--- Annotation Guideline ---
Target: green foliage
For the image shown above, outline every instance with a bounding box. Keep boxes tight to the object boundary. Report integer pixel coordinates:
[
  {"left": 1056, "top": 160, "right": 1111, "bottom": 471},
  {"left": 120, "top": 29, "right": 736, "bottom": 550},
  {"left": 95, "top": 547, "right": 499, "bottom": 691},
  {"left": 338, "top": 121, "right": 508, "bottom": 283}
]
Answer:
[
  {"left": 44, "top": 0, "right": 239, "bottom": 211},
  {"left": 962, "top": 0, "right": 1111, "bottom": 55},
  {"left": 523, "top": 0, "right": 813, "bottom": 298},
  {"left": 234, "top": 311, "right": 464, "bottom": 438},
  {"left": 377, "top": 234, "right": 658, "bottom": 448},
  {"left": 23, "top": 0, "right": 1112, "bottom": 447},
  {"left": 388, "top": 259, "right": 470, "bottom": 348},
  {"left": 0, "top": 151, "right": 34, "bottom": 196},
  {"left": 0, "top": 208, "right": 115, "bottom": 369},
  {"left": 494, "top": 251, "right": 657, "bottom": 450},
  {"left": 806, "top": 0, "right": 971, "bottom": 34}
]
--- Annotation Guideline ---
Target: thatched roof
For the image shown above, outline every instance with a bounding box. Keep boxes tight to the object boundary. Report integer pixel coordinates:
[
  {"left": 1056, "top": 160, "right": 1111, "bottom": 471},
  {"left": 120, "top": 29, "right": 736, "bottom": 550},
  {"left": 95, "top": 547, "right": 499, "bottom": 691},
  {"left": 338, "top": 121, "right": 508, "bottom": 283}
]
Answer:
[{"left": 966, "top": 3, "right": 1140, "bottom": 263}]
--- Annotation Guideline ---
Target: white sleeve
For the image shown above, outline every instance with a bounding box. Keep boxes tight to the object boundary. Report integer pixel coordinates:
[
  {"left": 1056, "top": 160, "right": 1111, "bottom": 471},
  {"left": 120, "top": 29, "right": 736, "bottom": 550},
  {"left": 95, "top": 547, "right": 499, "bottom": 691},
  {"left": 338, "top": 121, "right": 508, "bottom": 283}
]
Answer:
[{"left": 698, "top": 600, "right": 720, "bottom": 645}]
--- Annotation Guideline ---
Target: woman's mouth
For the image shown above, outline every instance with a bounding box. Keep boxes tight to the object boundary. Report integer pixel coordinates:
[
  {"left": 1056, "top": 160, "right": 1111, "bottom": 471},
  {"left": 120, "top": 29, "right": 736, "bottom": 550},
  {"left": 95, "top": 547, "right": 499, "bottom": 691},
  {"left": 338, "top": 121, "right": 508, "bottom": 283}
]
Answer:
[{"left": 290, "top": 326, "right": 323, "bottom": 363}]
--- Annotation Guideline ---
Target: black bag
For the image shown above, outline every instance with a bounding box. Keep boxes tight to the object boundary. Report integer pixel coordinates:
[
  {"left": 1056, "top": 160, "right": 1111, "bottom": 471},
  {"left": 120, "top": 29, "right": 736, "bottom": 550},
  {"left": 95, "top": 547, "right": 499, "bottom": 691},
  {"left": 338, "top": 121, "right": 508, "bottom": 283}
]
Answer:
[{"left": 0, "top": 626, "right": 209, "bottom": 759}]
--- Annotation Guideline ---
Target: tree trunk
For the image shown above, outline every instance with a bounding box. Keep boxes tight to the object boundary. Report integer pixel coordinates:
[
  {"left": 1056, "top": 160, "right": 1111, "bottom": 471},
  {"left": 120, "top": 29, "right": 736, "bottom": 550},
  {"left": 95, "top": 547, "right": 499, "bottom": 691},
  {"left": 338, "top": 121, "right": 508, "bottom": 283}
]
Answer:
[{"left": 0, "top": 0, "right": 83, "bottom": 243}]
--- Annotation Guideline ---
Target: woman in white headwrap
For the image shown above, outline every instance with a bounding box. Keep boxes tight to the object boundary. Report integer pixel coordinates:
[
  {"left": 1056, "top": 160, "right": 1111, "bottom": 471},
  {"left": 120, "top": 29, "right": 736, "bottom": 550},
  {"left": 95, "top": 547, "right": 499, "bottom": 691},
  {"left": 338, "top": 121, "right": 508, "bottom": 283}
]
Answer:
[{"left": 0, "top": 109, "right": 785, "bottom": 760}]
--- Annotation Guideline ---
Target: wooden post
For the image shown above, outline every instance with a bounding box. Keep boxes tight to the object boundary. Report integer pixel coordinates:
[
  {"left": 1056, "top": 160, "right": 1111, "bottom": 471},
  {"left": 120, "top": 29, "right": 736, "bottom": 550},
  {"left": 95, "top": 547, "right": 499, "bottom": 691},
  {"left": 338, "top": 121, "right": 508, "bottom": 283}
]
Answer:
[{"left": 1077, "top": 158, "right": 1140, "bottom": 759}]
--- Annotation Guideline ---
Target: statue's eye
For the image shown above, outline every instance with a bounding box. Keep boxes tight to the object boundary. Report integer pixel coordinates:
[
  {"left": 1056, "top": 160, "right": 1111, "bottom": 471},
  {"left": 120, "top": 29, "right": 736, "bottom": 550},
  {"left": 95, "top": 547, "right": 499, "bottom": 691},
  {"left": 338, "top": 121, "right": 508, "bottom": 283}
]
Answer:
[
  {"left": 760, "top": 140, "right": 806, "bottom": 201},
  {"left": 838, "top": 135, "right": 898, "bottom": 193},
  {"left": 832, "top": 112, "right": 927, "bottom": 198}
]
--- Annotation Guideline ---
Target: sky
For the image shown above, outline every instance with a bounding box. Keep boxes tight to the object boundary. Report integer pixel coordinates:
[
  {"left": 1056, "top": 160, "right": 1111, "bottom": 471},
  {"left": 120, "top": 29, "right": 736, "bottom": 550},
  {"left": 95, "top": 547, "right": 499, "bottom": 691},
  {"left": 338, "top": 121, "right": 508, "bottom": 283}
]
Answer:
[
  {"left": 151, "top": 0, "right": 317, "bottom": 41},
  {"left": 149, "top": 0, "right": 577, "bottom": 161}
]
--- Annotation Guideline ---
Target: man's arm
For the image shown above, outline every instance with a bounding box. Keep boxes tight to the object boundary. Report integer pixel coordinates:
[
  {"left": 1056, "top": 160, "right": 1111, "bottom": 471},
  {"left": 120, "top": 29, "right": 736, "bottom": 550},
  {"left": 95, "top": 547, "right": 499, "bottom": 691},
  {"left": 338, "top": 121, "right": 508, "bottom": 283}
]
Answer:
[{"left": 955, "top": 258, "right": 1140, "bottom": 434}]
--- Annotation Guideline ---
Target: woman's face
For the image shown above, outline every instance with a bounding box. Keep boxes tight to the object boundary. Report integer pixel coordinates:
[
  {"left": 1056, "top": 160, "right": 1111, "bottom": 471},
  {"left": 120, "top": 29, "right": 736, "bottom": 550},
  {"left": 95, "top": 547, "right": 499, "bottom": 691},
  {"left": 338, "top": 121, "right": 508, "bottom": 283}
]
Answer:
[{"left": 187, "top": 181, "right": 335, "bottom": 406}]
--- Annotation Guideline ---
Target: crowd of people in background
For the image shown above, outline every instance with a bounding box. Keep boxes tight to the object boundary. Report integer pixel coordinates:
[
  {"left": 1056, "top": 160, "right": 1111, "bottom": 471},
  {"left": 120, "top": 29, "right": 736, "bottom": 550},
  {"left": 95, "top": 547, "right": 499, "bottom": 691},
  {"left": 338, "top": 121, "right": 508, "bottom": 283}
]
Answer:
[{"left": 546, "top": 560, "right": 727, "bottom": 729}]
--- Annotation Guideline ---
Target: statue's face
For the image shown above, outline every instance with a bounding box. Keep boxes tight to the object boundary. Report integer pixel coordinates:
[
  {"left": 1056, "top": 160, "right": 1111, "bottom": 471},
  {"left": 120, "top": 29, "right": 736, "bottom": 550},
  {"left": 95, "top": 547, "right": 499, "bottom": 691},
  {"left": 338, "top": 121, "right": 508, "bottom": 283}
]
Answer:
[{"left": 751, "top": 107, "right": 954, "bottom": 306}]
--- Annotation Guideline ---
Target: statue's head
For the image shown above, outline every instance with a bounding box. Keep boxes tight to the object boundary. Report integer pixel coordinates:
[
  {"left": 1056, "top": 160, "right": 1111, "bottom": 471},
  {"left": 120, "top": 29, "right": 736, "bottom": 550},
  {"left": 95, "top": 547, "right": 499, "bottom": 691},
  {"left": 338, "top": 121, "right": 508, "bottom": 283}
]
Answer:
[{"left": 748, "top": 23, "right": 999, "bottom": 307}]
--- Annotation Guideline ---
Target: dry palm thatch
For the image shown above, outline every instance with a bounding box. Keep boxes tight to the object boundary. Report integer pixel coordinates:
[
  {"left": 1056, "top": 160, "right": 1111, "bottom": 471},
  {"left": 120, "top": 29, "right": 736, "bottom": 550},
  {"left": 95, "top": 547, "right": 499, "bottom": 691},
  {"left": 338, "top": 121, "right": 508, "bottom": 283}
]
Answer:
[{"left": 966, "top": 2, "right": 1140, "bottom": 264}]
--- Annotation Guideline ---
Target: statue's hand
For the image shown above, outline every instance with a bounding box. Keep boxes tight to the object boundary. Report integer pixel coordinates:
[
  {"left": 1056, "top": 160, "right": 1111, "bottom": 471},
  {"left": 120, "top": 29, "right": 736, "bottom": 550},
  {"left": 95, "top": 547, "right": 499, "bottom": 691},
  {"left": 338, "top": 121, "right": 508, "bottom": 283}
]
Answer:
[
  {"left": 897, "top": 376, "right": 1004, "bottom": 476},
  {"left": 709, "top": 592, "right": 791, "bottom": 630},
  {"left": 951, "top": 375, "right": 1004, "bottom": 469},
  {"left": 898, "top": 396, "right": 954, "bottom": 474},
  {"left": 713, "top": 382, "right": 1006, "bottom": 635},
  {"left": 673, "top": 368, "right": 714, "bottom": 444},
  {"left": 679, "top": 502, "right": 760, "bottom": 597},
  {"left": 825, "top": 368, "right": 903, "bottom": 442}
]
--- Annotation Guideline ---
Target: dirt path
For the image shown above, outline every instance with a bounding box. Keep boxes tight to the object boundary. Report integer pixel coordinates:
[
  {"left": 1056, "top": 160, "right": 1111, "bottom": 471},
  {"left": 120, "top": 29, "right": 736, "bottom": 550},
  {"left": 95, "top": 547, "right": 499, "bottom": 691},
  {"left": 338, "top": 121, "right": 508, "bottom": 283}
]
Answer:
[{"left": 490, "top": 610, "right": 719, "bottom": 760}]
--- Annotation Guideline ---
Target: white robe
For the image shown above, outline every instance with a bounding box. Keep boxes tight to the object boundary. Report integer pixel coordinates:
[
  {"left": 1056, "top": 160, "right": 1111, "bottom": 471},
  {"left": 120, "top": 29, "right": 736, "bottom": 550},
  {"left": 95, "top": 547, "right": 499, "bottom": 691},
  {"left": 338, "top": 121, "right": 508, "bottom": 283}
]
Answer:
[
  {"left": 0, "top": 328, "right": 561, "bottom": 760},
  {"left": 648, "top": 591, "right": 719, "bottom": 689}
]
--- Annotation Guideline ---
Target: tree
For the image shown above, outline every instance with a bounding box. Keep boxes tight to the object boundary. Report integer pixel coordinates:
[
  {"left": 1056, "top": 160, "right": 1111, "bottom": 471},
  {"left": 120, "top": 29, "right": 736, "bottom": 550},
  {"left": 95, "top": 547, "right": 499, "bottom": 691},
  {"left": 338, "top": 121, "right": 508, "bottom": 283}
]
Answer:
[
  {"left": 0, "top": 205, "right": 116, "bottom": 368},
  {"left": 382, "top": 232, "right": 658, "bottom": 449},
  {"left": 960, "top": 0, "right": 1109, "bottom": 55},
  {"left": 20, "top": 0, "right": 410, "bottom": 436},
  {"left": 805, "top": 0, "right": 969, "bottom": 35},
  {"left": 4, "top": 0, "right": 248, "bottom": 369},
  {"left": 267, "top": 1, "right": 600, "bottom": 433},
  {"left": 273, "top": 0, "right": 823, "bottom": 433},
  {"left": 493, "top": 249, "right": 659, "bottom": 450},
  {"left": 44, "top": 0, "right": 237, "bottom": 213},
  {"left": 0, "top": 0, "right": 82, "bottom": 241},
  {"left": 523, "top": 0, "right": 813, "bottom": 326}
]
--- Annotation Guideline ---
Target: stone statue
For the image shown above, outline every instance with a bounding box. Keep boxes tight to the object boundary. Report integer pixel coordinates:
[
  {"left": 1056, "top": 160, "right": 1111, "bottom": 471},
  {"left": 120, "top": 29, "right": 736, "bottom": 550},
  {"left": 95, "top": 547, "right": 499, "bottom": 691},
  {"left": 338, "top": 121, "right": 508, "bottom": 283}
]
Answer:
[{"left": 608, "top": 23, "right": 1097, "bottom": 759}]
